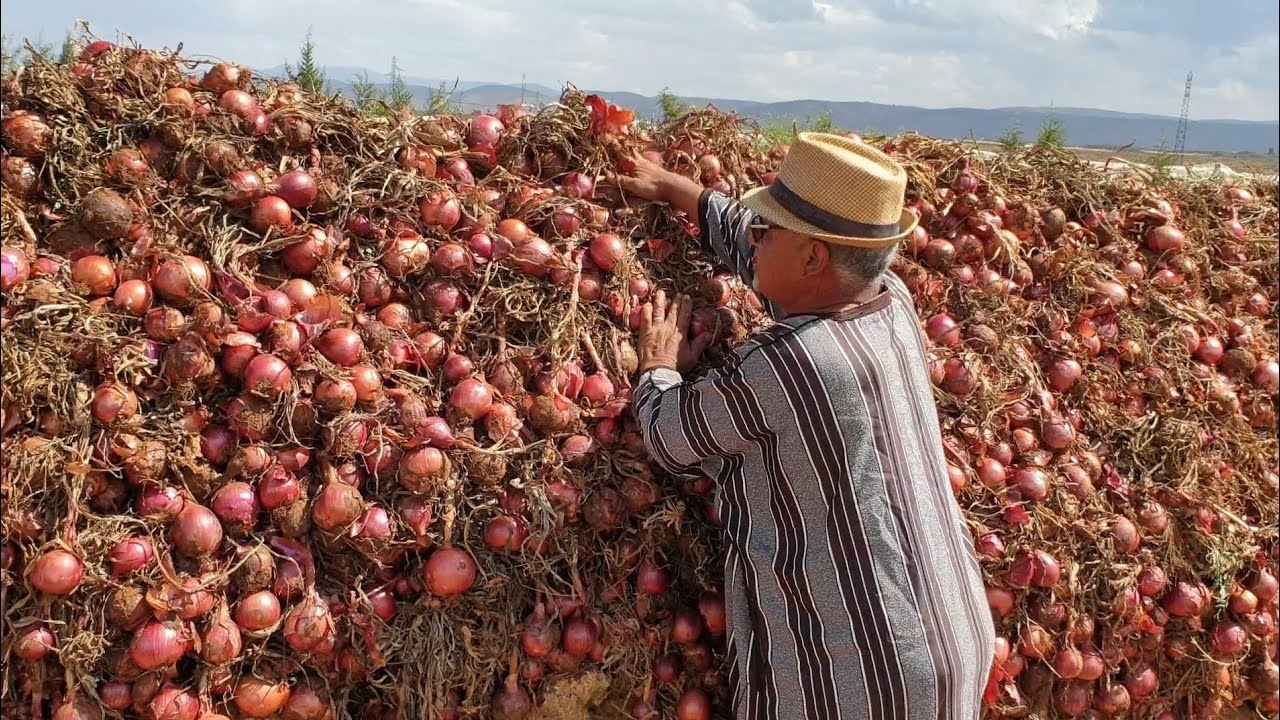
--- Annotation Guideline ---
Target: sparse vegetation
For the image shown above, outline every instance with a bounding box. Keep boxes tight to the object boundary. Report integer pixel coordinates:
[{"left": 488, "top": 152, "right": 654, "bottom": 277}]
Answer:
[
  {"left": 1036, "top": 107, "right": 1068, "bottom": 148},
  {"left": 1146, "top": 136, "right": 1178, "bottom": 182},
  {"left": 385, "top": 56, "right": 414, "bottom": 112},
  {"left": 285, "top": 27, "right": 328, "bottom": 95},
  {"left": 657, "top": 87, "right": 688, "bottom": 121},
  {"left": 995, "top": 117, "right": 1025, "bottom": 151},
  {"left": 761, "top": 109, "right": 839, "bottom": 146}
]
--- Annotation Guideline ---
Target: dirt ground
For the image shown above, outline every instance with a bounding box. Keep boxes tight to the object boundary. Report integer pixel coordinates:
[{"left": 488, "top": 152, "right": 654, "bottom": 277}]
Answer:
[{"left": 974, "top": 141, "right": 1279, "bottom": 176}]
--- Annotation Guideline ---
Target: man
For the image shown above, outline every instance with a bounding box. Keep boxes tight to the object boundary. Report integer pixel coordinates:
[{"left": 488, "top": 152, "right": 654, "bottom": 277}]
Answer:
[{"left": 616, "top": 133, "right": 995, "bottom": 720}]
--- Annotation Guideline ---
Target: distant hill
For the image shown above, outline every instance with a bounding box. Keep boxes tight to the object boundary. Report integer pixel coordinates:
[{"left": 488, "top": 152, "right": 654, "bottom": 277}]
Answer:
[{"left": 266, "top": 67, "right": 1279, "bottom": 155}]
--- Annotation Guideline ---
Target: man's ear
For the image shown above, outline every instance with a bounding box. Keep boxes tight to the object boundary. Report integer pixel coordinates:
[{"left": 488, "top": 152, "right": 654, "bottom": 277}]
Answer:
[{"left": 804, "top": 238, "right": 829, "bottom": 277}]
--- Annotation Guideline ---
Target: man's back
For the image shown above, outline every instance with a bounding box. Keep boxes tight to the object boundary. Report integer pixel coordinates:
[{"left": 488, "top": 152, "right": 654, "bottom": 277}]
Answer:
[{"left": 633, "top": 187, "right": 996, "bottom": 719}]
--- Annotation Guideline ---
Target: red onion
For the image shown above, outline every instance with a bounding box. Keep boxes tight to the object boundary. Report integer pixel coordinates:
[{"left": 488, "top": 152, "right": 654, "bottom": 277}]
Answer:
[
  {"left": 235, "top": 590, "right": 282, "bottom": 632},
  {"left": 169, "top": 504, "right": 222, "bottom": 560},
  {"left": 202, "top": 603, "right": 243, "bottom": 664},
  {"left": 225, "top": 169, "right": 265, "bottom": 209},
  {"left": 136, "top": 483, "right": 185, "bottom": 520},
  {"left": 451, "top": 378, "right": 494, "bottom": 420},
  {"left": 109, "top": 536, "right": 155, "bottom": 575},
  {"left": 250, "top": 196, "right": 293, "bottom": 234},
  {"left": 432, "top": 242, "right": 475, "bottom": 275},
  {"left": 29, "top": 548, "right": 85, "bottom": 595},
  {"left": 273, "top": 169, "right": 317, "bottom": 208},
  {"left": 424, "top": 547, "right": 477, "bottom": 596},
  {"left": 426, "top": 278, "right": 466, "bottom": 316},
  {"left": 1162, "top": 581, "right": 1206, "bottom": 618},
  {"left": 1145, "top": 225, "right": 1185, "bottom": 253},
  {"left": 1111, "top": 516, "right": 1141, "bottom": 553},
  {"left": 1015, "top": 467, "right": 1050, "bottom": 502},
  {"left": 925, "top": 313, "right": 961, "bottom": 348},
  {"left": 312, "top": 480, "right": 364, "bottom": 531},
  {"left": 282, "top": 590, "right": 336, "bottom": 654},
  {"left": 129, "top": 620, "right": 191, "bottom": 670},
  {"left": 562, "top": 171, "right": 596, "bottom": 199},
  {"left": 315, "top": 328, "right": 363, "bottom": 366},
  {"left": 589, "top": 232, "right": 626, "bottom": 272},
  {"left": 14, "top": 624, "right": 56, "bottom": 660},
  {"left": 243, "top": 353, "right": 292, "bottom": 397},
  {"left": 1, "top": 246, "right": 31, "bottom": 291},
  {"left": 420, "top": 190, "right": 461, "bottom": 229},
  {"left": 675, "top": 688, "right": 711, "bottom": 720},
  {"left": 635, "top": 560, "right": 669, "bottom": 595},
  {"left": 1211, "top": 620, "right": 1249, "bottom": 656},
  {"left": 211, "top": 480, "right": 259, "bottom": 530},
  {"left": 511, "top": 237, "right": 554, "bottom": 276},
  {"left": 234, "top": 675, "right": 291, "bottom": 718}
]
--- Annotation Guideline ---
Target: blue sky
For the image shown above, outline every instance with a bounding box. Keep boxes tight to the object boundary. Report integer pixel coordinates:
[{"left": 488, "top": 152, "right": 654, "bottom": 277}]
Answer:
[{"left": 2, "top": 0, "right": 1276, "bottom": 120}]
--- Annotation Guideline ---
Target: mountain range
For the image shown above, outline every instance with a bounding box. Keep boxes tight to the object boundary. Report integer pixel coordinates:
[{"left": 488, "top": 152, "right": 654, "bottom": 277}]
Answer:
[{"left": 264, "top": 66, "right": 1280, "bottom": 155}]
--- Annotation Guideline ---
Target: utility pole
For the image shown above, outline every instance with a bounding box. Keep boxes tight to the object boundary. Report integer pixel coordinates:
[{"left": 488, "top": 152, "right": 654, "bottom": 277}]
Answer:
[{"left": 1174, "top": 71, "right": 1192, "bottom": 160}]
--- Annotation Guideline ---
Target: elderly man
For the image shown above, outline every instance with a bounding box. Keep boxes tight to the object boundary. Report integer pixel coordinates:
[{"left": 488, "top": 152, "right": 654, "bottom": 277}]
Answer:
[{"left": 616, "top": 133, "right": 995, "bottom": 720}]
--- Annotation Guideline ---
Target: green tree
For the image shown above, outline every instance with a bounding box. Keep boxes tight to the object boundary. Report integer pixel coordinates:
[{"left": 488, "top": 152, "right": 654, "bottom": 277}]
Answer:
[
  {"left": 385, "top": 56, "right": 414, "bottom": 112},
  {"left": 808, "top": 109, "right": 837, "bottom": 134},
  {"left": 657, "top": 87, "right": 687, "bottom": 121},
  {"left": 351, "top": 71, "right": 381, "bottom": 112},
  {"left": 1146, "top": 135, "right": 1177, "bottom": 182},
  {"left": 286, "top": 27, "right": 327, "bottom": 95},
  {"left": 995, "top": 117, "right": 1024, "bottom": 151},
  {"left": 1036, "top": 107, "right": 1067, "bottom": 148},
  {"left": 1, "top": 34, "right": 18, "bottom": 74},
  {"left": 426, "top": 79, "right": 461, "bottom": 116},
  {"left": 58, "top": 29, "right": 81, "bottom": 64}
]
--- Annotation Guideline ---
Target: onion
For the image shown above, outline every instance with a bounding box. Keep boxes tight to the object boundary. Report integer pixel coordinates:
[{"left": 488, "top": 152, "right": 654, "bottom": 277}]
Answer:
[
  {"left": 14, "top": 624, "right": 56, "bottom": 660},
  {"left": 235, "top": 590, "right": 282, "bottom": 632},
  {"left": 589, "top": 232, "right": 626, "bottom": 272},
  {"left": 1094, "top": 684, "right": 1131, "bottom": 716},
  {"left": 1211, "top": 620, "right": 1249, "bottom": 656},
  {"left": 675, "top": 688, "right": 711, "bottom": 720},
  {"left": 925, "top": 313, "right": 961, "bottom": 348},
  {"left": 1, "top": 246, "right": 31, "bottom": 291},
  {"left": 171, "top": 503, "right": 223, "bottom": 557},
  {"left": 1014, "top": 467, "right": 1049, "bottom": 502},
  {"left": 100, "top": 681, "right": 134, "bottom": 710},
  {"left": 635, "top": 560, "right": 669, "bottom": 595},
  {"left": 243, "top": 353, "right": 292, "bottom": 397},
  {"left": 1137, "top": 566, "right": 1168, "bottom": 598},
  {"left": 420, "top": 190, "right": 461, "bottom": 229},
  {"left": 282, "top": 590, "right": 336, "bottom": 654},
  {"left": 109, "top": 535, "right": 155, "bottom": 575},
  {"left": 234, "top": 675, "right": 291, "bottom": 718},
  {"left": 29, "top": 548, "right": 85, "bottom": 594},
  {"left": 1162, "top": 581, "right": 1206, "bottom": 618},
  {"left": 202, "top": 603, "right": 243, "bottom": 664},
  {"left": 72, "top": 254, "right": 118, "bottom": 296},
  {"left": 219, "top": 88, "right": 258, "bottom": 120},
  {"left": 315, "top": 328, "right": 363, "bottom": 366},
  {"left": 129, "top": 621, "right": 191, "bottom": 670},
  {"left": 511, "top": 237, "right": 554, "bottom": 276},
  {"left": 451, "top": 378, "right": 494, "bottom": 420},
  {"left": 273, "top": 169, "right": 317, "bottom": 208},
  {"left": 432, "top": 242, "right": 475, "bottom": 275},
  {"left": 562, "top": 171, "right": 596, "bottom": 199},
  {"left": 2, "top": 112, "right": 51, "bottom": 157},
  {"left": 1145, "top": 225, "right": 1185, "bottom": 253},
  {"left": 1195, "top": 335, "right": 1225, "bottom": 365},
  {"left": 312, "top": 480, "right": 364, "bottom": 531},
  {"left": 1111, "top": 516, "right": 1141, "bottom": 553},
  {"left": 212, "top": 481, "right": 259, "bottom": 530},
  {"left": 424, "top": 547, "right": 477, "bottom": 596},
  {"left": 250, "top": 196, "right": 293, "bottom": 234},
  {"left": 1250, "top": 569, "right": 1279, "bottom": 603},
  {"left": 1047, "top": 357, "right": 1083, "bottom": 392}
]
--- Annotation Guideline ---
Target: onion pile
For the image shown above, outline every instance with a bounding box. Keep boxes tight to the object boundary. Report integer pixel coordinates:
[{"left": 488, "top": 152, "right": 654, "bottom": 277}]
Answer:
[{"left": 1, "top": 35, "right": 1275, "bottom": 720}]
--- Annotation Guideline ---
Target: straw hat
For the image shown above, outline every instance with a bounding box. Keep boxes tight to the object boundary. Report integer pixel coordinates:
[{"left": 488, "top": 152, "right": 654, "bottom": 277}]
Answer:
[{"left": 740, "top": 132, "right": 918, "bottom": 248}]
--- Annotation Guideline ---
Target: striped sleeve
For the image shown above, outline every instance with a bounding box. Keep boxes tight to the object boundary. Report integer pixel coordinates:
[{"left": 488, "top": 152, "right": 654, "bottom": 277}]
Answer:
[
  {"left": 698, "top": 190, "right": 784, "bottom": 320},
  {"left": 632, "top": 365, "right": 750, "bottom": 478}
]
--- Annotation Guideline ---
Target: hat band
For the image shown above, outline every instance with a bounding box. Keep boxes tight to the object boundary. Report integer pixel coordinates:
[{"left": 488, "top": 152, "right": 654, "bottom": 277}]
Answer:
[{"left": 768, "top": 180, "right": 901, "bottom": 239}]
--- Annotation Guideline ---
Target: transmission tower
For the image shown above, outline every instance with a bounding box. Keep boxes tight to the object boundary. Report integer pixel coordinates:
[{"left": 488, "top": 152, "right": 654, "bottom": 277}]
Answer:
[{"left": 1174, "top": 71, "right": 1192, "bottom": 160}]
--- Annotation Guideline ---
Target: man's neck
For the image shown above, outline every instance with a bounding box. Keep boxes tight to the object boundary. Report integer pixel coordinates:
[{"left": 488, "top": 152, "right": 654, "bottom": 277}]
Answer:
[{"left": 785, "top": 278, "right": 881, "bottom": 317}]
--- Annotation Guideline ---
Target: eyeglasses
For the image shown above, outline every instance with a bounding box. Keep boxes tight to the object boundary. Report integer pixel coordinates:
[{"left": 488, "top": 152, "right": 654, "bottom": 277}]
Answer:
[{"left": 748, "top": 221, "right": 773, "bottom": 245}]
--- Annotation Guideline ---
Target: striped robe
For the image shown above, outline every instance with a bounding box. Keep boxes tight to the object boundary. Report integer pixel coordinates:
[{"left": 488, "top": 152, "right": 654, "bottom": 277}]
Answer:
[{"left": 634, "top": 191, "right": 995, "bottom": 720}]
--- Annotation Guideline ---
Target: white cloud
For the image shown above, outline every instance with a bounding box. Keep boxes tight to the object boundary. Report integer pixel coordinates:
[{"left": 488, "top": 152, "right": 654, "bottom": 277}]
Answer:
[{"left": 2, "top": 0, "right": 1275, "bottom": 120}]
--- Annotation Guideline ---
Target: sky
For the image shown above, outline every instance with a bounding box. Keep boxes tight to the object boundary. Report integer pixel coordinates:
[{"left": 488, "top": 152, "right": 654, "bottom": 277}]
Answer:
[{"left": 1, "top": 0, "right": 1277, "bottom": 121}]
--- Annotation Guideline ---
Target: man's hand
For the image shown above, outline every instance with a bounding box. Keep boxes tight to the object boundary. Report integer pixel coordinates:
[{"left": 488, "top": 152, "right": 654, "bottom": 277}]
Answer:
[
  {"left": 608, "top": 151, "right": 704, "bottom": 219},
  {"left": 636, "top": 291, "right": 716, "bottom": 376}
]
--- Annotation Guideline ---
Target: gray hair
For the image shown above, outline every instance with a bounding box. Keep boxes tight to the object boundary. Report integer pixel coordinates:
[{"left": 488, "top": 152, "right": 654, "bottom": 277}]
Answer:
[{"left": 827, "top": 242, "right": 898, "bottom": 286}]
